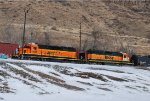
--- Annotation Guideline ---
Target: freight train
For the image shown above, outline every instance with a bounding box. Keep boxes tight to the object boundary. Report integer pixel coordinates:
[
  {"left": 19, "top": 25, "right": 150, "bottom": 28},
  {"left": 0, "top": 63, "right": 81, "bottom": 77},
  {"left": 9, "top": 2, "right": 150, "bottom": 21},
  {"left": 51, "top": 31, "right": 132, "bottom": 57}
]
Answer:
[
  {"left": 13, "top": 43, "right": 139, "bottom": 66},
  {"left": 0, "top": 42, "right": 19, "bottom": 58}
]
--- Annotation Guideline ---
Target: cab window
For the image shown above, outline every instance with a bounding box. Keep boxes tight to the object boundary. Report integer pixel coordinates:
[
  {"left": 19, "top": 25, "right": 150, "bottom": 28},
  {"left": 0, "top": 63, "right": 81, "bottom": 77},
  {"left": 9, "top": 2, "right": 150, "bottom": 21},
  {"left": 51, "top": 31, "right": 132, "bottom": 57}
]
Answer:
[
  {"left": 33, "top": 47, "right": 37, "bottom": 50},
  {"left": 24, "top": 46, "right": 30, "bottom": 48},
  {"left": 124, "top": 55, "right": 126, "bottom": 58},
  {"left": 24, "top": 50, "right": 26, "bottom": 53}
]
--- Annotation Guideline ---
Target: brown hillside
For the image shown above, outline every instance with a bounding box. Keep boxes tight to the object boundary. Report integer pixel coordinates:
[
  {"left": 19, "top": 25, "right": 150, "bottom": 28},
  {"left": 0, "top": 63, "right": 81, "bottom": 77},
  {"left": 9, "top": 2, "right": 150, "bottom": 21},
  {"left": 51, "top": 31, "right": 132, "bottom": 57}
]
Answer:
[{"left": 0, "top": 0, "right": 150, "bottom": 55}]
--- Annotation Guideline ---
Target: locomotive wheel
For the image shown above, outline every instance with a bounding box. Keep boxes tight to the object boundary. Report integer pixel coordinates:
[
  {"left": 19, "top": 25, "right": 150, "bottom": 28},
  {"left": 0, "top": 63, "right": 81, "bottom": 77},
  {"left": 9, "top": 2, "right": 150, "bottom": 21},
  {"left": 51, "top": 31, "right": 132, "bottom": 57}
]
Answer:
[{"left": 101, "top": 62, "right": 105, "bottom": 65}]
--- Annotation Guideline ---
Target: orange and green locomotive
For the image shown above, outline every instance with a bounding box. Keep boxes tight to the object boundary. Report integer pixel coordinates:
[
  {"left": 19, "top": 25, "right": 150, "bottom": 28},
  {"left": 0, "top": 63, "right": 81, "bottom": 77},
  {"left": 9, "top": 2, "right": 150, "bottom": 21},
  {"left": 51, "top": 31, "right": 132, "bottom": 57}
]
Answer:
[
  {"left": 79, "top": 50, "right": 138, "bottom": 65},
  {"left": 16, "top": 43, "right": 78, "bottom": 62},
  {"left": 14, "top": 43, "right": 139, "bottom": 66}
]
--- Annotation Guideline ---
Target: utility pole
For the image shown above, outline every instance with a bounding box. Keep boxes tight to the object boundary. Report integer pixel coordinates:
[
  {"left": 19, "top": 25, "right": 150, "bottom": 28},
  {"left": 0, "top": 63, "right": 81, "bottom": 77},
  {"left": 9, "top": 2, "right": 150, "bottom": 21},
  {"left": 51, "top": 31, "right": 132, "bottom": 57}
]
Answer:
[
  {"left": 79, "top": 0, "right": 83, "bottom": 52},
  {"left": 79, "top": 21, "right": 82, "bottom": 52},
  {"left": 21, "top": 8, "right": 29, "bottom": 59}
]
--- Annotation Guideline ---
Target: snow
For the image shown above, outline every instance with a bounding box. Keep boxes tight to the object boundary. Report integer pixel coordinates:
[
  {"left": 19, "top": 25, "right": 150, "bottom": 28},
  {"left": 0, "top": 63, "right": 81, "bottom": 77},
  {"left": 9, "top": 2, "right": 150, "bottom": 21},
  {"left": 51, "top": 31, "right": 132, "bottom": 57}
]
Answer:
[{"left": 0, "top": 59, "right": 150, "bottom": 101}]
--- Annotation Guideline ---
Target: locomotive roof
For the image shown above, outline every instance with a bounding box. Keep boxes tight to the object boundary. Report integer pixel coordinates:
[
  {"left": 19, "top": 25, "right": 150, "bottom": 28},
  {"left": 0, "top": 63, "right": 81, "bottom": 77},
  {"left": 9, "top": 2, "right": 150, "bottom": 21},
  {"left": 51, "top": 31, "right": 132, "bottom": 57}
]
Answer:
[
  {"left": 38, "top": 44, "right": 76, "bottom": 51},
  {"left": 87, "top": 49, "right": 123, "bottom": 56}
]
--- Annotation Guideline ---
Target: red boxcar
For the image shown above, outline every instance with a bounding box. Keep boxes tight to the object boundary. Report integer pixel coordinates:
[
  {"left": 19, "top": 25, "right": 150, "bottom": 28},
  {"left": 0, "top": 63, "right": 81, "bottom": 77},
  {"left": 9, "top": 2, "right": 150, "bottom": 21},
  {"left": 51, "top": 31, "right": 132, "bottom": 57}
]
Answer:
[{"left": 0, "top": 42, "right": 19, "bottom": 57}]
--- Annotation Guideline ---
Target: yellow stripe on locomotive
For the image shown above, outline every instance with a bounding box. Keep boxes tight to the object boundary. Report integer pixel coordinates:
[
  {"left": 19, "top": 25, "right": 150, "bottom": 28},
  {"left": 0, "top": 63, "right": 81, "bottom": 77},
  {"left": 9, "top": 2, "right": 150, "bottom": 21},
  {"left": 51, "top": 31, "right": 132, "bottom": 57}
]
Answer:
[
  {"left": 18, "top": 43, "right": 78, "bottom": 60},
  {"left": 85, "top": 50, "right": 131, "bottom": 64},
  {"left": 17, "top": 43, "right": 137, "bottom": 65}
]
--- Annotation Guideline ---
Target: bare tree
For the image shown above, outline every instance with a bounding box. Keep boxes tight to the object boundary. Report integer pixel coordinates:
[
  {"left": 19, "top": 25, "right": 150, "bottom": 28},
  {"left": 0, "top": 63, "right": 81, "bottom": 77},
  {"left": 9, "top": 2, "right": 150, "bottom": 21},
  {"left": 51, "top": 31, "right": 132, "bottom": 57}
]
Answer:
[
  {"left": 4, "top": 27, "right": 12, "bottom": 42},
  {"left": 30, "top": 32, "right": 34, "bottom": 42},
  {"left": 44, "top": 32, "right": 50, "bottom": 45},
  {"left": 4, "top": 25, "right": 15, "bottom": 43},
  {"left": 147, "top": 33, "right": 150, "bottom": 43},
  {"left": 28, "top": 32, "right": 39, "bottom": 44},
  {"left": 82, "top": 38, "right": 89, "bottom": 51},
  {"left": 91, "top": 26, "right": 103, "bottom": 50},
  {"left": 118, "top": 41, "right": 135, "bottom": 54}
]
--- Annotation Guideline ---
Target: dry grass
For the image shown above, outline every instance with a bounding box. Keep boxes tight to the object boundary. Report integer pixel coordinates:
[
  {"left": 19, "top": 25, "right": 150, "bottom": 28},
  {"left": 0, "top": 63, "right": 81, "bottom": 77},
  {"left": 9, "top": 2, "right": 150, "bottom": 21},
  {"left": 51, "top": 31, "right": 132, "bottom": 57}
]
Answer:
[{"left": 0, "top": 0, "right": 149, "bottom": 55}]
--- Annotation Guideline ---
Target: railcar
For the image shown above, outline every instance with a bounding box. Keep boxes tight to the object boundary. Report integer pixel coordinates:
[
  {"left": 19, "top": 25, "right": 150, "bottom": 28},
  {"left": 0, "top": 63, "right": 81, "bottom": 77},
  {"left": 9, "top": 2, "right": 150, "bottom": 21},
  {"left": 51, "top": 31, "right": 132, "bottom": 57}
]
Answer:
[
  {"left": 14, "top": 43, "right": 139, "bottom": 66},
  {"left": 79, "top": 50, "right": 138, "bottom": 65},
  {"left": 16, "top": 43, "right": 78, "bottom": 61},
  {"left": 0, "top": 42, "right": 19, "bottom": 58}
]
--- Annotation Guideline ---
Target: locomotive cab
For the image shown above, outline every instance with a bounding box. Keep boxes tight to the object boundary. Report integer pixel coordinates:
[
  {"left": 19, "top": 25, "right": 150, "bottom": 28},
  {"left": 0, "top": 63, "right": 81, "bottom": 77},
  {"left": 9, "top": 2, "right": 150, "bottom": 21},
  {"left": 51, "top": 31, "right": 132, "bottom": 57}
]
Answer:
[
  {"left": 18, "top": 43, "right": 39, "bottom": 56},
  {"left": 122, "top": 53, "right": 130, "bottom": 62},
  {"left": 30, "top": 43, "right": 39, "bottom": 54},
  {"left": 19, "top": 45, "right": 30, "bottom": 55}
]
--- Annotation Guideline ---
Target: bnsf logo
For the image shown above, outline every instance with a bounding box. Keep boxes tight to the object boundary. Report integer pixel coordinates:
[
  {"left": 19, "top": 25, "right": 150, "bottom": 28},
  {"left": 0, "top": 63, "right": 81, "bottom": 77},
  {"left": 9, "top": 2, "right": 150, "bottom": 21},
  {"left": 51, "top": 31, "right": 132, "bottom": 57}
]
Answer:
[{"left": 105, "top": 56, "right": 114, "bottom": 60}]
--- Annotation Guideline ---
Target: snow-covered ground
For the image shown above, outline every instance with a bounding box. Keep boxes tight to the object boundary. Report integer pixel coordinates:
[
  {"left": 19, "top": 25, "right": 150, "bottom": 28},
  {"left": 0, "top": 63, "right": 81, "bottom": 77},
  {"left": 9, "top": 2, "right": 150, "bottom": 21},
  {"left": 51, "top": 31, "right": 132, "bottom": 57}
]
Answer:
[{"left": 0, "top": 59, "right": 150, "bottom": 101}]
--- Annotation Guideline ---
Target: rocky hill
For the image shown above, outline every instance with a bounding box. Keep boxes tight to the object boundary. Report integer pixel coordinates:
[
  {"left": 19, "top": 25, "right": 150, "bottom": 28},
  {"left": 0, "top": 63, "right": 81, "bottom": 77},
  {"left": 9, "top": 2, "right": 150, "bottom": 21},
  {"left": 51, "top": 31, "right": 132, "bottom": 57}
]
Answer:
[{"left": 0, "top": 0, "right": 150, "bottom": 55}]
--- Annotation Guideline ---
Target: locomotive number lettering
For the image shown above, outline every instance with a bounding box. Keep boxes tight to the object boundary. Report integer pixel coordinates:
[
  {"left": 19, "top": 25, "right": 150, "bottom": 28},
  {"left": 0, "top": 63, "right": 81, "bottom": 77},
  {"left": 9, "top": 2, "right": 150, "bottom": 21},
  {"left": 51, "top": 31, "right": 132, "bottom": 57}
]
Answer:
[
  {"left": 105, "top": 56, "right": 114, "bottom": 60},
  {"left": 47, "top": 51, "right": 61, "bottom": 55},
  {"left": 47, "top": 51, "right": 55, "bottom": 55}
]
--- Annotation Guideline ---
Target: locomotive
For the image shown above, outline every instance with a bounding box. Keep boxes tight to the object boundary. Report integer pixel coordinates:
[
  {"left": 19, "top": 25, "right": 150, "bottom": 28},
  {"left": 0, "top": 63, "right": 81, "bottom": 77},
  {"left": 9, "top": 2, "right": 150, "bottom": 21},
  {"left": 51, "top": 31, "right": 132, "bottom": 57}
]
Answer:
[{"left": 13, "top": 43, "right": 139, "bottom": 66}]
